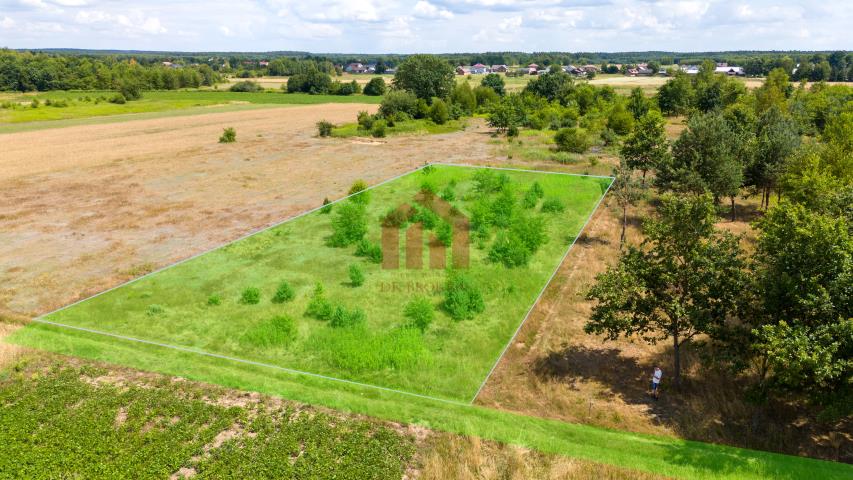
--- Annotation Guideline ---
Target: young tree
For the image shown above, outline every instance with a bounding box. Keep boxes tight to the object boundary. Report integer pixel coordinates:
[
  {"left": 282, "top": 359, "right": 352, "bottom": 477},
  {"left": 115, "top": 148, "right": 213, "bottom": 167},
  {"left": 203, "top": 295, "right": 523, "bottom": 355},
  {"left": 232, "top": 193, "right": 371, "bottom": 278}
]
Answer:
[
  {"left": 481, "top": 73, "right": 505, "bottom": 96},
  {"left": 620, "top": 110, "right": 669, "bottom": 184},
  {"left": 748, "top": 105, "right": 800, "bottom": 208},
  {"left": 611, "top": 161, "right": 643, "bottom": 247},
  {"left": 392, "top": 54, "right": 455, "bottom": 101},
  {"left": 656, "top": 71, "right": 694, "bottom": 116},
  {"left": 586, "top": 194, "right": 746, "bottom": 384},
  {"left": 363, "top": 77, "right": 386, "bottom": 96},
  {"left": 627, "top": 87, "right": 649, "bottom": 119}
]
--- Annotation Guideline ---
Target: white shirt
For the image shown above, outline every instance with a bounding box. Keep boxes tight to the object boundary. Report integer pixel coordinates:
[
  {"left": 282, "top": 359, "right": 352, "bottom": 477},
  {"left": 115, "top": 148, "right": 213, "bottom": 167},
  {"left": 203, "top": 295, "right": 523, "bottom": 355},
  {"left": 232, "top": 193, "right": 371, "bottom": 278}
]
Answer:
[{"left": 652, "top": 368, "right": 662, "bottom": 384}]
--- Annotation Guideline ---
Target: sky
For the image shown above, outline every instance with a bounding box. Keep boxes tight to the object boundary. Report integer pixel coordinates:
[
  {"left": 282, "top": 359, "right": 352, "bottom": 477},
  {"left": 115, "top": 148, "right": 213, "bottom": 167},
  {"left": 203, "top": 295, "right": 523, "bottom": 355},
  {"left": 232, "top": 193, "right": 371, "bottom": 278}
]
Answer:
[{"left": 1, "top": 0, "right": 851, "bottom": 53}]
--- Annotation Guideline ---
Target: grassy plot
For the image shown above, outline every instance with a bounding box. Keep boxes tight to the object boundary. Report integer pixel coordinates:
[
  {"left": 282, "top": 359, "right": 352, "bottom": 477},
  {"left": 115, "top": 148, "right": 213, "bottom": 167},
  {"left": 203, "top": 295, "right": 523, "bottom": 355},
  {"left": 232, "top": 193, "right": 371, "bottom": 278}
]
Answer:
[
  {"left": 0, "top": 89, "right": 381, "bottom": 125},
  {"left": 331, "top": 118, "right": 467, "bottom": 138},
  {"left": 10, "top": 325, "right": 851, "bottom": 480},
  {"left": 15, "top": 165, "right": 609, "bottom": 402}
]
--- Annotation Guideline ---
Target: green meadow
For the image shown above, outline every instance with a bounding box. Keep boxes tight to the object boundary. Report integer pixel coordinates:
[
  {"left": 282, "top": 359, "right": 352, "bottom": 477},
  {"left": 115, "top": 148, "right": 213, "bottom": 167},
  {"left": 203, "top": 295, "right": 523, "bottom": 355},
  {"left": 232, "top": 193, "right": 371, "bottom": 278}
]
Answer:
[
  {"left": 14, "top": 165, "right": 609, "bottom": 402},
  {"left": 0, "top": 89, "right": 381, "bottom": 128}
]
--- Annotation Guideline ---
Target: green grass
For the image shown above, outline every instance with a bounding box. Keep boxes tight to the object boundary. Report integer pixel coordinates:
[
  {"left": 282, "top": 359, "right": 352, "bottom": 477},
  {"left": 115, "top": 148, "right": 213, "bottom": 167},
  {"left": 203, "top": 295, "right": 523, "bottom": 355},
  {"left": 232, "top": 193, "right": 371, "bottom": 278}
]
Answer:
[
  {"left": 0, "top": 361, "right": 413, "bottom": 479},
  {"left": 12, "top": 165, "right": 609, "bottom": 402},
  {"left": 8, "top": 325, "right": 850, "bottom": 480},
  {"left": 331, "top": 118, "right": 466, "bottom": 138},
  {"left": 0, "top": 89, "right": 381, "bottom": 126}
]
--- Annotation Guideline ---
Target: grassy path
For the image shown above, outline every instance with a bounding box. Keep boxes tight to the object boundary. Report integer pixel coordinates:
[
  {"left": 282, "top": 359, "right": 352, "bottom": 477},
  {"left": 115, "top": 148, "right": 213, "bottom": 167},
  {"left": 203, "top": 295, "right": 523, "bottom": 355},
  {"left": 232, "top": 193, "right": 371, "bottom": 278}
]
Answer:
[{"left": 8, "top": 323, "right": 851, "bottom": 480}]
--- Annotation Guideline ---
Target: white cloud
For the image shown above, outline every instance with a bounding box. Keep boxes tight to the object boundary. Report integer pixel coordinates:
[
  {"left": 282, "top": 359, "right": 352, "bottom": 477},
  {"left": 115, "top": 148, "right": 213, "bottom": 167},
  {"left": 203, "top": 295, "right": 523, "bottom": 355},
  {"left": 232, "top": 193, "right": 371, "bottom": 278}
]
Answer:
[
  {"left": 413, "top": 1, "right": 453, "bottom": 20},
  {"left": 73, "top": 9, "right": 166, "bottom": 35},
  {"left": 1, "top": 16, "right": 16, "bottom": 28},
  {"left": 219, "top": 25, "right": 233, "bottom": 36}
]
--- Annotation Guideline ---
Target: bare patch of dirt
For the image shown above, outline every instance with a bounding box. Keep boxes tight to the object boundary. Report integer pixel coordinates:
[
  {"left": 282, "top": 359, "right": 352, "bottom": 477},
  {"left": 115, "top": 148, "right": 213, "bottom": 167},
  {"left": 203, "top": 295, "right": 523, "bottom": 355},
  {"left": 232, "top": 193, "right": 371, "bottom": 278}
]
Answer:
[{"left": 0, "top": 107, "right": 494, "bottom": 317}]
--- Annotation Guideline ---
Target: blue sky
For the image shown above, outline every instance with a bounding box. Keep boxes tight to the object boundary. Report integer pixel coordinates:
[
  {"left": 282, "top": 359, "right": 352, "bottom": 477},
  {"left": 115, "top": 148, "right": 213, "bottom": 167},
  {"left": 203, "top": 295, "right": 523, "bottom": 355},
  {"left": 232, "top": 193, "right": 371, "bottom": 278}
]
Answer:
[{"left": 1, "top": 0, "right": 851, "bottom": 53}]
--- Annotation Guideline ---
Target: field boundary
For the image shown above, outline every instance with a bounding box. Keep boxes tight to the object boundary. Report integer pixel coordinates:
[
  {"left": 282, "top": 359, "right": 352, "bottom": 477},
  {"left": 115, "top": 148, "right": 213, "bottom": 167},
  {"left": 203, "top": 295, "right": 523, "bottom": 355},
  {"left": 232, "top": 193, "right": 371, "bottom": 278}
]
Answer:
[{"left": 469, "top": 175, "right": 614, "bottom": 403}]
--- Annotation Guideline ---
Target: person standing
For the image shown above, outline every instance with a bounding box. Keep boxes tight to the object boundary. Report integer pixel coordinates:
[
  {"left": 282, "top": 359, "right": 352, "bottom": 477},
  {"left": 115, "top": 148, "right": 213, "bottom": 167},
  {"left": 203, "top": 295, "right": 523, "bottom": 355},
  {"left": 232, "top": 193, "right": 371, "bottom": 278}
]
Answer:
[{"left": 650, "top": 366, "right": 662, "bottom": 400}]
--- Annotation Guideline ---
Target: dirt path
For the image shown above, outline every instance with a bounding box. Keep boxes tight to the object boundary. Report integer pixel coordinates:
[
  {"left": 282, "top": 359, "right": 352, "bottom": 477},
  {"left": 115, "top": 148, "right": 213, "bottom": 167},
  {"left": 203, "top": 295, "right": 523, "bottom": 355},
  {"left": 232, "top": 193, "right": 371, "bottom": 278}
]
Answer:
[{"left": 0, "top": 106, "right": 494, "bottom": 317}]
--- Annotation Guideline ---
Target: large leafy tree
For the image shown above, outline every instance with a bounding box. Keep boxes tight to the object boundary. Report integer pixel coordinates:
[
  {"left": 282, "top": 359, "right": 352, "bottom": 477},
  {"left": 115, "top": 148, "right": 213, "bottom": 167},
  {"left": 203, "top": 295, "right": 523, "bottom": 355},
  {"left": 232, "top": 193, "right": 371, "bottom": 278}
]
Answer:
[
  {"left": 586, "top": 194, "right": 746, "bottom": 384},
  {"left": 620, "top": 110, "right": 669, "bottom": 184},
  {"left": 750, "top": 202, "right": 852, "bottom": 405},
  {"left": 656, "top": 71, "right": 694, "bottom": 116},
  {"left": 747, "top": 105, "right": 801, "bottom": 209},
  {"left": 392, "top": 54, "right": 455, "bottom": 101},
  {"left": 660, "top": 111, "right": 745, "bottom": 218}
]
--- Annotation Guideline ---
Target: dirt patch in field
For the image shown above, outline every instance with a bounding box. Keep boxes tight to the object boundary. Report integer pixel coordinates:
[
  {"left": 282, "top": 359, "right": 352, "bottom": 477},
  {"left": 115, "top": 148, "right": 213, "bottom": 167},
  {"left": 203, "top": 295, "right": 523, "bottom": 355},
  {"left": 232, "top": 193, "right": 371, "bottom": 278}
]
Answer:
[{"left": 0, "top": 106, "right": 495, "bottom": 316}]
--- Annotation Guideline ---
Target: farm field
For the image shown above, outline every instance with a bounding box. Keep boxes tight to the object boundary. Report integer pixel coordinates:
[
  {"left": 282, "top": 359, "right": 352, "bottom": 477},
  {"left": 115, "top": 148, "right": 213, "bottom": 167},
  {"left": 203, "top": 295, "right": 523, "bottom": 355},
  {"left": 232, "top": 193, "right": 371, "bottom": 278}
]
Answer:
[
  {"left": 11, "top": 165, "right": 611, "bottom": 401},
  {"left": 0, "top": 89, "right": 381, "bottom": 127}
]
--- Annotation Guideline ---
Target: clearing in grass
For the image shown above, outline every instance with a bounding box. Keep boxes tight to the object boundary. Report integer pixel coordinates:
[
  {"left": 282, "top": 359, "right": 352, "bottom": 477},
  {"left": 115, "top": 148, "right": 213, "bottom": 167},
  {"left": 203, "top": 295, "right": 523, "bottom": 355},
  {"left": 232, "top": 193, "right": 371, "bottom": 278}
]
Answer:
[{"left": 13, "top": 164, "right": 610, "bottom": 402}]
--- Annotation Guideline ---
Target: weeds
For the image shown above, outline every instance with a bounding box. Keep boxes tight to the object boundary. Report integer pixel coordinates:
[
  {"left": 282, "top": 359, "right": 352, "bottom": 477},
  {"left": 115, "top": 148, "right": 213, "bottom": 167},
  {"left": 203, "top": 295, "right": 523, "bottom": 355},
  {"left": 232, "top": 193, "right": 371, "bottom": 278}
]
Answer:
[
  {"left": 219, "top": 127, "right": 236, "bottom": 143},
  {"left": 272, "top": 281, "right": 295, "bottom": 304},
  {"left": 240, "top": 287, "right": 261, "bottom": 305}
]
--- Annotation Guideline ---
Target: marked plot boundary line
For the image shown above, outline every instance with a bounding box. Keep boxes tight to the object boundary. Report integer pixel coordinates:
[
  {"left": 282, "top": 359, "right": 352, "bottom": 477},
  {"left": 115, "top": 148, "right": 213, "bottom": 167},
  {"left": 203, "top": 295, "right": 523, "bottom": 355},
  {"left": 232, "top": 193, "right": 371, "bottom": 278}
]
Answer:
[
  {"left": 28, "top": 161, "right": 613, "bottom": 405},
  {"left": 468, "top": 177, "right": 614, "bottom": 404}
]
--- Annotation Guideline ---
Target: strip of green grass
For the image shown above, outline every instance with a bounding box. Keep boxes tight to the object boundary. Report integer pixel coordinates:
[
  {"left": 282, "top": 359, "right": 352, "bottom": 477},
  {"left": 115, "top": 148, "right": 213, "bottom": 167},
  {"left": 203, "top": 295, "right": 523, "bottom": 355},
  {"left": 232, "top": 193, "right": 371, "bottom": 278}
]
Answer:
[
  {"left": 15, "top": 165, "right": 608, "bottom": 402},
  {"left": 8, "top": 323, "right": 850, "bottom": 480},
  {"left": 0, "top": 89, "right": 380, "bottom": 127},
  {"left": 331, "top": 118, "right": 466, "bottom": 138}
]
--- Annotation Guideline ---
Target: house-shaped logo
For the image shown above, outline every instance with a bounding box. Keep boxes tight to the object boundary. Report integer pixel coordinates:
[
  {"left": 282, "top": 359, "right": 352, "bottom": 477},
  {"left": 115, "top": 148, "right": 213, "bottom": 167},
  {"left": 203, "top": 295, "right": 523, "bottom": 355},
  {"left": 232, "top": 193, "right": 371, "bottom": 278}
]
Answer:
[{"left": 381, "top": 191, "right": 469, "bottom": 270}]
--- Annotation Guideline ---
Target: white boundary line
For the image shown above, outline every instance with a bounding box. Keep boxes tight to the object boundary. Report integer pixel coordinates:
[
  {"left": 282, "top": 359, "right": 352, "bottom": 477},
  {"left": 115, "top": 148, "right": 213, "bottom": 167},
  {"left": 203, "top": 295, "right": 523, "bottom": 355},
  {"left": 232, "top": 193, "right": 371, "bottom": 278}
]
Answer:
[
  {"left": 28, "top": 162, "right": 614, "bottom": 405},
  {"left": 468, "top": 176, "right": 614, "bottom": 403}
]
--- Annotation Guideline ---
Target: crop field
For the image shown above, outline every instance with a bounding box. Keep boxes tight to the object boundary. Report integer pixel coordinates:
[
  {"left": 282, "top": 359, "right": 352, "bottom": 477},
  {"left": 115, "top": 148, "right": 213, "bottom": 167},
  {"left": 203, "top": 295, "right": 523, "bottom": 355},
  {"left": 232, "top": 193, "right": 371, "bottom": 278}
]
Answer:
[
  {"left": 11, "top": 164, "right": 610, "bottom": 402},
  {"left": 0, "top": 89, "right": 382, "bottom": 126}
]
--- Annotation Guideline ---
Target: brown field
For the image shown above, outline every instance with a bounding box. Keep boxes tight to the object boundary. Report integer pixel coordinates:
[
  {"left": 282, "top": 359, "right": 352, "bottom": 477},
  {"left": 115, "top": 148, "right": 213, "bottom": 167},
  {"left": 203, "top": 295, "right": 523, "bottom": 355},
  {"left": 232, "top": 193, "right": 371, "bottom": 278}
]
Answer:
[{"left": 0, "top": 104, "right": 498, "bottom": 318}]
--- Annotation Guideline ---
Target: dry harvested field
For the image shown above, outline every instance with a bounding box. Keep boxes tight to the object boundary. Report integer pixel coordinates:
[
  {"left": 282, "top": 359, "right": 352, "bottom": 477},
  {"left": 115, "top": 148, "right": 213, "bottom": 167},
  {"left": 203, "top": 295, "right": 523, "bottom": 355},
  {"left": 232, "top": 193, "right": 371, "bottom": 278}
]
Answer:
[{"left": 0, "top": 104, "right": 498, "bottom": 319}]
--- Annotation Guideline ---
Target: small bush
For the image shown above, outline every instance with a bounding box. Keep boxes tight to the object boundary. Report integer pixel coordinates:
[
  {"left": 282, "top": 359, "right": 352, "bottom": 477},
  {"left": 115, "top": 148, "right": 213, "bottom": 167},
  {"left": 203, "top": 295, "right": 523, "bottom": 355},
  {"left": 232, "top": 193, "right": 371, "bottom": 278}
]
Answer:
[
  {"left": 240, "top": 287, "right": 261, "bottom": 305},
  {"left": 243, "top": 315, "right": 297, "bottom": 347},
  {"left": 357, "top": 110, "right": 374, "bottom": 130},
  {"left": 488, "top": 232, "right": 532, "bottom": 267},
  {"left": 219, "top": 127, "right": 236, "bottom": 143},
  {"left": 329, "top": 305, "right": 366, "bottom": 328},
  {"left": 207, "top": 294, "right": 221, "bottom": 306},
  {"left": 435, "top": 221, "right": 452, "bottom": 247},
  {"left": 328, "top": 201, "right": 367, "bottom": 247},
  {"left": 404, "top": 296, "right": 435, "bottom": 332},
  {"left": 349, "top": 264, "right": 365, "bottom": 287},
  {"left": 354, "top": 239, "right": 383, "bottom": 263},
  {"left": 320, "top": 197, "right": 333, "bottom": 214},
  {"left": 146, "top": 304, "right": 165, "bottom": 316},
  {"left": 411, "top": 204, "right": 440, "bottom": 230},
  {"left": 420, "top": 179, "right": 438, "bottom": 194},
  {"left": 554, "top": 127, "right": 590, "bottom": 153},
  {"left": 473, "top": 169, "right": 510, "bottom": 194},
  {"left": 371, "top": 120, "right": 387, "bottom": 138},
  {"left": 317, "top": 120, "right": 333, "bottom": 137},
  {"left": 363, "top": 77, "right": 387, "bottom": 96},
  {"left": 379, "top": 90, "right": 418, "bottom": 118},
  {"left": 522, "top": 189, "right": 539, "bottom": 209},
  {"left": 541, "top": 197, "right": 565, "bottom": 213},
  {"left": 600, "top": 128, "right": 618, "bottom": 146},
  {"left": 347, "top": 180, "right": 370, "bottom": 205},
  {"left": 272, "top": 281, "right": 295, "bottom": 303},
  {"left": 109, "top": 94, "right": 126, "bottom": 104},
  {"left": 229, "top": 80, "right": 263, "bottom": 92},
  {"left": 429, "top": 98, "right": 449, "bottom": 125},
  {"left": 490, "top": 188, "right": 516, "bottom": 228},
  {"left": 119, "top": 81, "right": 143, "bottom": 100},
  {"left": 305, "top": 283, "right": 333, "bottom": 319},
  {"left": 382, "top": 208, "right": 411, "bottom": 228},
  {"left": 507, "top": 124, "right": 519, "bottom": 138},
  {"left": 443, "top": 271, "right": 485, "bottom": 321},
  {"left": 440, "top": 184, "right": 456, "bottom": 201}
]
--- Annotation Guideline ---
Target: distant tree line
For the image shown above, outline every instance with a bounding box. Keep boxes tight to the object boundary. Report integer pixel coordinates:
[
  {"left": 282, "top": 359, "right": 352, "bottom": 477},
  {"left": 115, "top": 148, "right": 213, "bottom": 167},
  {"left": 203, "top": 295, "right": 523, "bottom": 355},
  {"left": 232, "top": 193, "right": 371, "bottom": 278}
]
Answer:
[{"left": 0, "top": 49, "right": 220, "bottom": 92}]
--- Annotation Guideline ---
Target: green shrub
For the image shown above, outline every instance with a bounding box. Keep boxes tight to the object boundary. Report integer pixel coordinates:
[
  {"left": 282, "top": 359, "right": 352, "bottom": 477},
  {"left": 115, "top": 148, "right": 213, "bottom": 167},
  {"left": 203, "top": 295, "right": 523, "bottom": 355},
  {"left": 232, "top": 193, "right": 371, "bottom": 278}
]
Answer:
[
  {"left": 229, "top": 80, "right": 263, "bottom": 92},
  {"left": 320, "top": 197, "right": 333, "bottom": 214},
  {"left": 490, "top": 188, "right": 516, "bottom": 228},
  {"left": 435, "top": 221, "right": 452, "bottom": 246},
  {"left": 371, "top": 120, "right": 387, "bottom": 138},
  {"left": 328, "top": 201, "right": 367, "bottom": 247},
  {"left": 109, "top": 93, "right": 126, "bottom": 104},
  {"left": 554, "top": 127, "right": 589, "bottom": 153},
  {"left": 440, "top": 184, "right": 456, "bottom": 201},
  {"left": 146, "top": 304, "right": 165, "bottom": 316},
  {"left": 600, "top": 128, "right": 618, "bottom": 146},
  {"left": 286, "top": 71, "right": 332, "bottom": 94},
  {"left": 488, "top": 232, "right": 532, "bottom": 267},
  {"left": 317, "top": 120, "right": 333, "bottom": 137},
  {"left": 243, "top": 315, "right": 297, "bottom": 347},
  {"left": 379, "top": 89, "right": 418, "bottom": 118},
  {"left": 382, "top": 208, "right": 411, "bottom": 228},
  {"left": 219, "top": 127, "right": 236, "bottom": 143},
  {"left": 357, "top": 110, "right": 374, "bottom": 130},
  {"left": 606, "top": 103, "right": 634, "bottom": 135},
  {"left": 272, "top": 281, "right": 295, "bottom": 303},
  {"left": 348, "top": 180, "right": 370, "bottom": 204},
  {"left": 411, "top": 204, "right": 440, "bottom": 229},
  {"left": 420, "top": 179, "right": 438, "bottom": 194},
  {"left": 443, "top": 271, "right": 485, "bottom": 321},
  {"left": 507, "top": 124, "right": 519, "bottom": 138},
  {"left": 119, "top": 81, "right": 143, "bottom": 100},
  {"left": 404, "top": 296, "right": 435, "bottom": 332},
  {"left": 240, "top": 287, "right": 261, "bottom": 305},
  {"left": 349, "top": 264, "right": 365, "bottom": 287},
  {"left": 473, "top": 169, "right": 510, "bottom": 194},
  {"left": 541, "top": 197, "right": 565, "bottom": 213},
  {"left": 329, "top": 305, "right": 366, "bottom": 328},
  {"left": 429, "top": 98, "right": 449, "bottom": 125},
  {"left": 354, "top": 239, "right": 383, "bottom": 263},
  {"left": 305, "top": 283, "right": 333, "bottom": 319},
  {"left": 207, "top": 294, "right": 221, "bottom": 306},
  {"left": 363, "top": 77, "right": 387, "bottom": 96}
]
